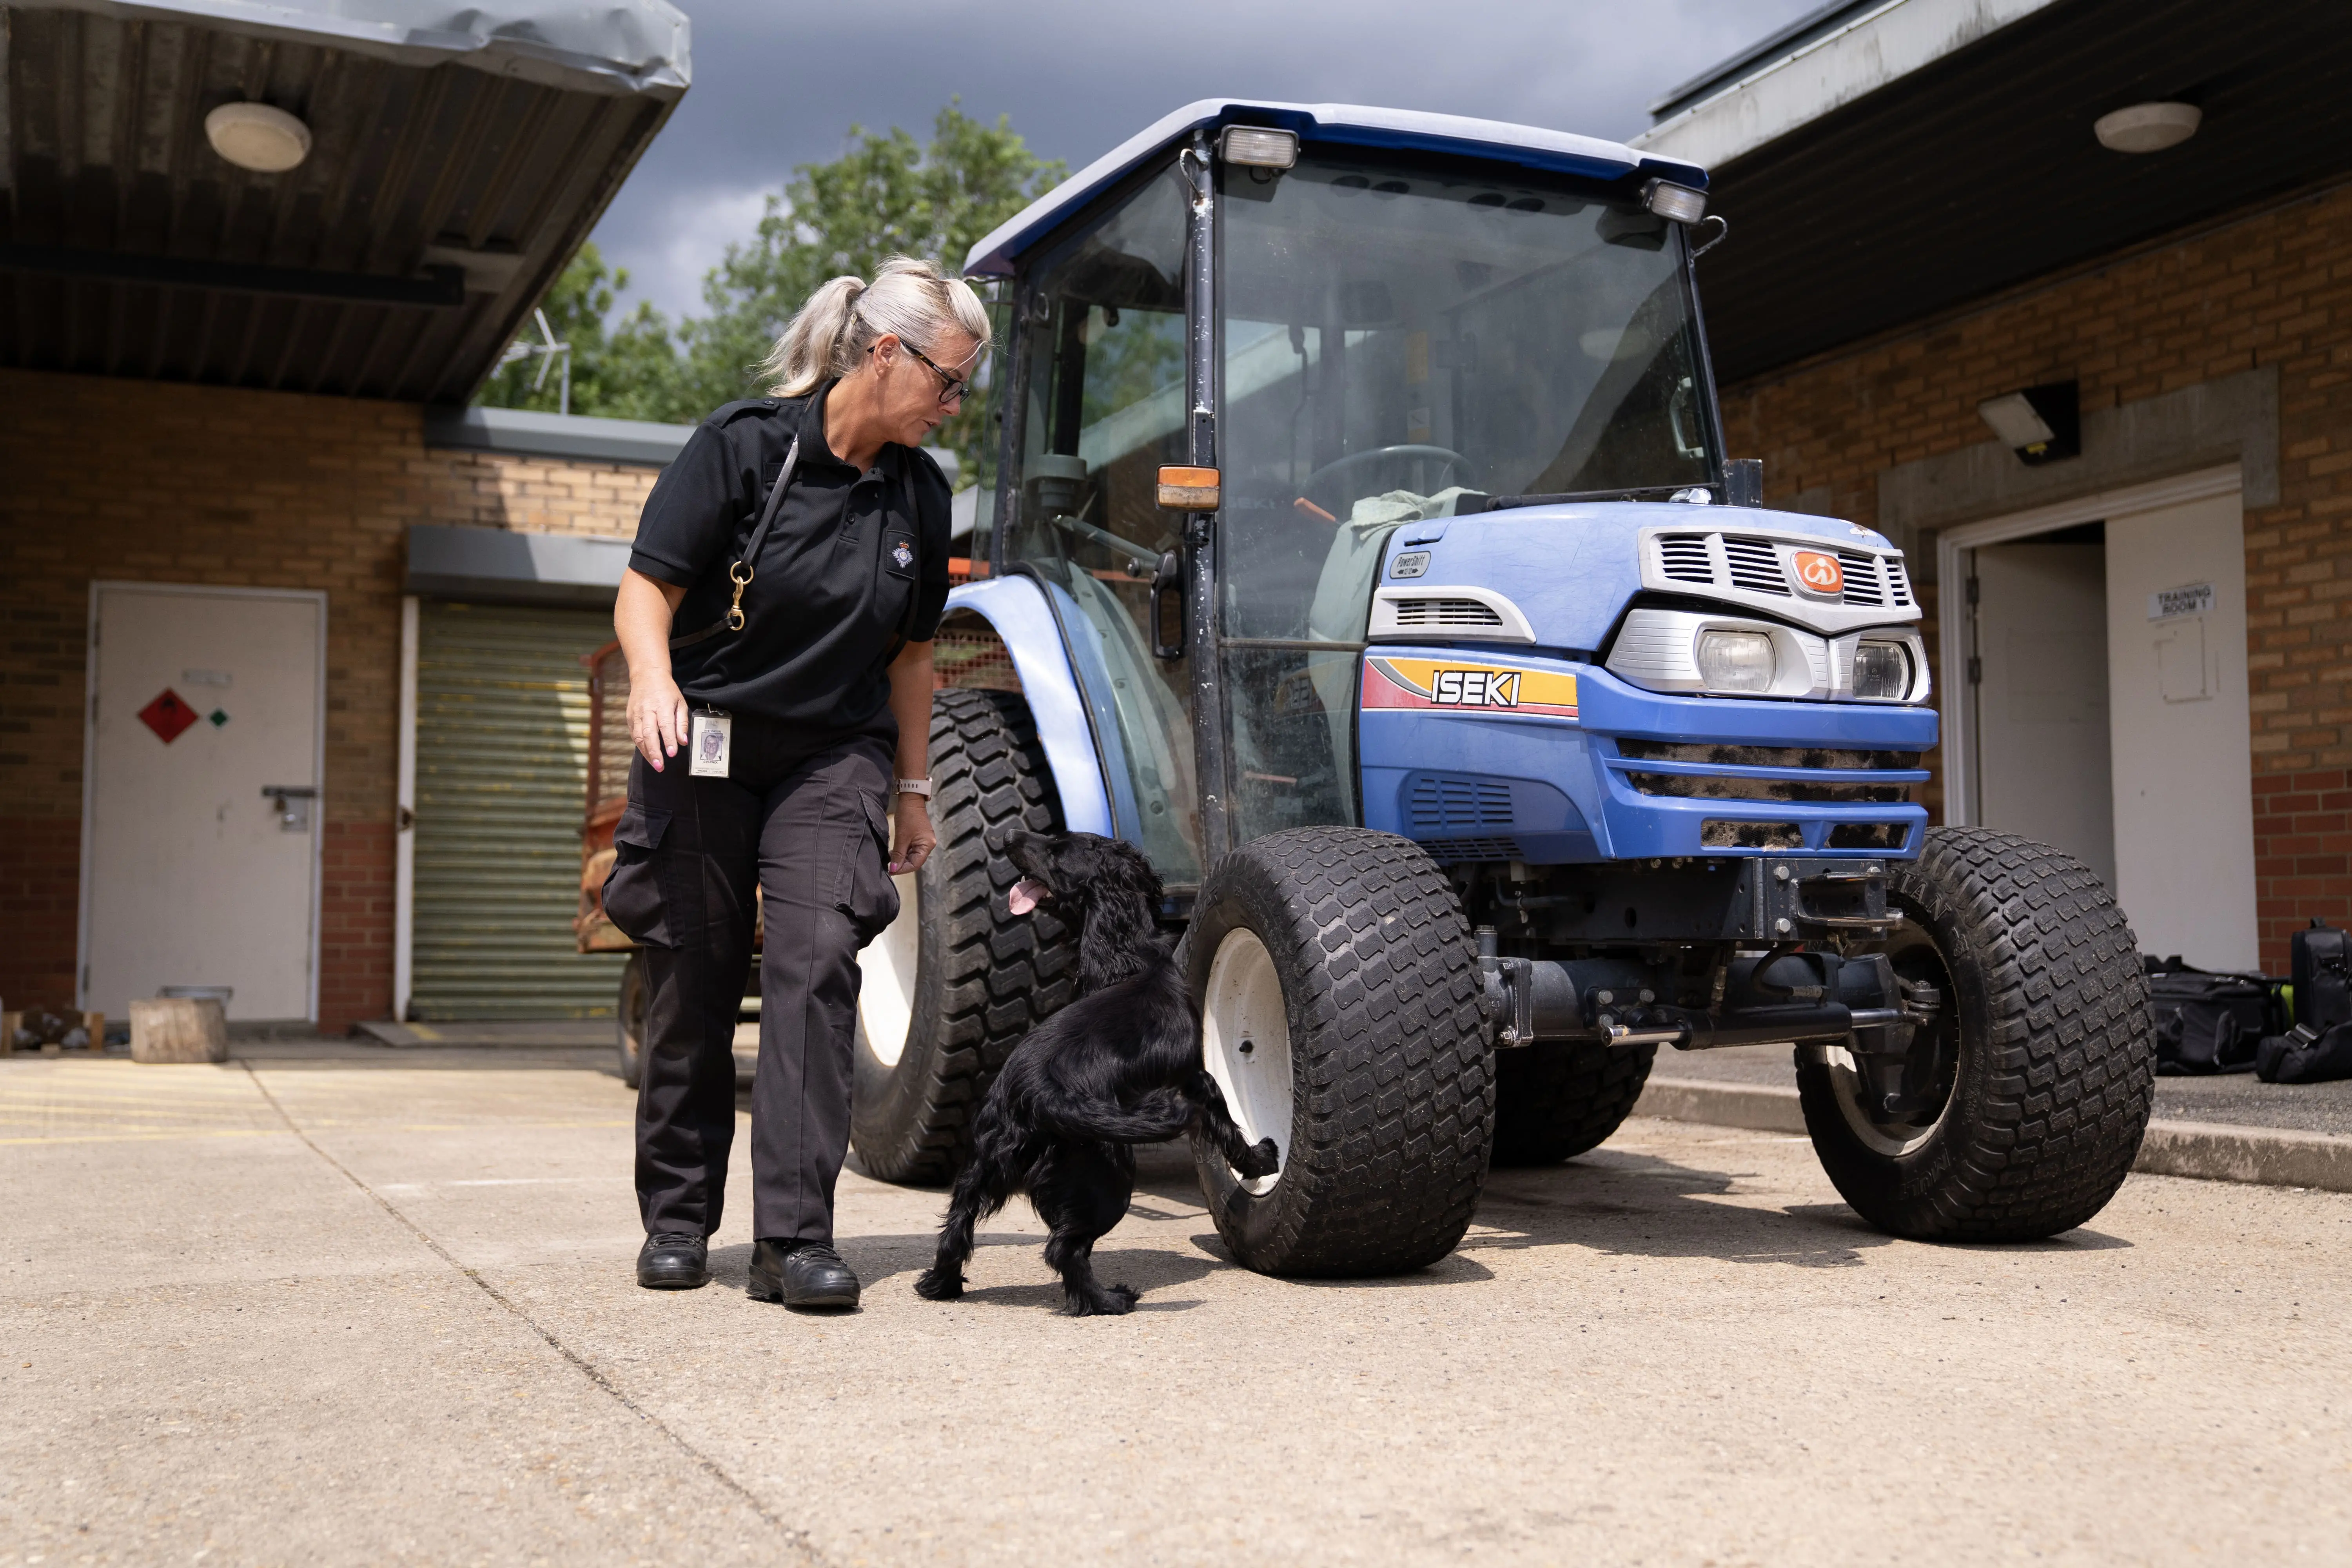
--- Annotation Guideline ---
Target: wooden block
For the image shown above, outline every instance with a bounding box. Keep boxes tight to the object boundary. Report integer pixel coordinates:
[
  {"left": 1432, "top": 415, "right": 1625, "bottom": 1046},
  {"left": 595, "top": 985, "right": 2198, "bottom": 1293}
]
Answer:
[
  {"left": 1, "top": 1011, "right": 18, "bottom": 1056},
  {"left": 130, "top": 998, "right": 228, "bottom": 1063},
  {"left": 83, "top": 1012, "right": 105, "bottom": 1052}
]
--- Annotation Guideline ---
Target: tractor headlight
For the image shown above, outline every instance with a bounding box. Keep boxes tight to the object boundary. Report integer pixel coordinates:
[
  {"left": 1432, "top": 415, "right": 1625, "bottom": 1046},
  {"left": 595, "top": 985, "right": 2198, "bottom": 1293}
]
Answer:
[
  {"left": 1696, "top": 629, "right": 1775, "bottom": 692},
  {"left": 1851, "top": 641, "right": 1911, "bottom": 699}
]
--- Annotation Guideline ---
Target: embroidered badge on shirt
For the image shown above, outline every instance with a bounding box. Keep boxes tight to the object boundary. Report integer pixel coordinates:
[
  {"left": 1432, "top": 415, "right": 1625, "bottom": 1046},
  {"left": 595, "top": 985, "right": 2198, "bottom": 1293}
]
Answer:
[{"left": 891, "top": 541, "right": 913, "bottom": 570}]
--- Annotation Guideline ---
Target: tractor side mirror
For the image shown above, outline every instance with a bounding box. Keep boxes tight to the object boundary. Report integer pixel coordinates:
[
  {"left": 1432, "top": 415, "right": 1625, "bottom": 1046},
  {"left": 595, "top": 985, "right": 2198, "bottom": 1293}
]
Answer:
[{"left": 1151, "top": 550, "right": 1187, "bottom": 660}]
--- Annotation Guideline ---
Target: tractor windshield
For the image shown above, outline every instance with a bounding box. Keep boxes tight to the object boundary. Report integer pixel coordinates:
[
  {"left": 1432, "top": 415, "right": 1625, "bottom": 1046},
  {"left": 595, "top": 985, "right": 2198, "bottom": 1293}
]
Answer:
[{"left": 1213, "top": 150, "right": 1717, "bottom": 844}]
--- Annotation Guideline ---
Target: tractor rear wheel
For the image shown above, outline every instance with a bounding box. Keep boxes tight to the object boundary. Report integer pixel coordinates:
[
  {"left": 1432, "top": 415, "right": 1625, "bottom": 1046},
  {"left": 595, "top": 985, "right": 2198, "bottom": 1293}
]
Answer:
[
  {"left": 850, "top": 688, "right": 1075, "bottom": 1183},
  {"left": 1490, "top": 1041, "right": 1657, "bottom": 1166},
  {"left": 1189, "top": 828, "right": 1495, "bottom": 1276},
  {"left": 1797, "top": 827, "right": 2156, "bottom": 1240}
]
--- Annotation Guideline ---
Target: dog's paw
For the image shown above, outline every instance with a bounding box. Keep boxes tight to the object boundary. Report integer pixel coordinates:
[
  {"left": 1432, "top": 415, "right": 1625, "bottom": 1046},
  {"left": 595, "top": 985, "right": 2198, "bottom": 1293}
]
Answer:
[
  {"left": 1234, "top": 1137, "right": 1280, "bottom": 1179},
  {"left": 1069, "top": 1286, "right": 1138, "bottom": 1317},
  {"left": 913, "top": 1268, "right": 964, "bottom": 1302}
]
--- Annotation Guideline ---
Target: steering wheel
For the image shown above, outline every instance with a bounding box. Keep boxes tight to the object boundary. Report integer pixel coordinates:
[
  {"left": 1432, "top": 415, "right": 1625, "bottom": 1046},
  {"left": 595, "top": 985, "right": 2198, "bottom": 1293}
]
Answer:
[{"left": 1301, "top": 444, "right": 1473, "bottom": 502}]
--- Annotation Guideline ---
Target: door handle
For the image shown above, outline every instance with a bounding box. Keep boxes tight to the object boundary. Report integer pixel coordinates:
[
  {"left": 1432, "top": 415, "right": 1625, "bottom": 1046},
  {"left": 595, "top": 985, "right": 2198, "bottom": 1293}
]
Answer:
[
  {"left": 1151, "top": 549, "right": 1187, "bottom": 660},
  {"left": 261, "top": 785, "right": 317, "bottom": 831}
]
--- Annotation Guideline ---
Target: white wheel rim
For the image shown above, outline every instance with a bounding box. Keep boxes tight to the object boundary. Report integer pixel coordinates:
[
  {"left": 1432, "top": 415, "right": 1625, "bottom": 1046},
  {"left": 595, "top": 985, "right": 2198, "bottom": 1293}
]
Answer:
[
  {"left": 1202, "top": 927, "right": 1293, "bottom": 1195},
  {"left": 856, "top": 872, "right": 920, "bottom": 1068}
]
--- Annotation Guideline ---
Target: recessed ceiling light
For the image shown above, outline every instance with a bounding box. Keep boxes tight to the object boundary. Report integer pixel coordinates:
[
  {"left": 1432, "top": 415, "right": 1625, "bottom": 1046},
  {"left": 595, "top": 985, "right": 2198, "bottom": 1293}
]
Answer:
[
  {"left": 204, "top": 102, "right": 312, "bottom": 174},
  {"left": 2094, "top": 102, "right": 2202, "bottom": 154}
]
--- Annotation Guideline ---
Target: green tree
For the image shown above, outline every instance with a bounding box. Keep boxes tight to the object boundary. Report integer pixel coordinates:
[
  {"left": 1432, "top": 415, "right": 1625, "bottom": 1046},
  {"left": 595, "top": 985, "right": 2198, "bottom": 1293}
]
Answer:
[
  {"left": 480, "top": 103, "right": 1063, "bottom": 483},
  {"left": 475, "top": 242, "right": 687, "bottom": 421}
]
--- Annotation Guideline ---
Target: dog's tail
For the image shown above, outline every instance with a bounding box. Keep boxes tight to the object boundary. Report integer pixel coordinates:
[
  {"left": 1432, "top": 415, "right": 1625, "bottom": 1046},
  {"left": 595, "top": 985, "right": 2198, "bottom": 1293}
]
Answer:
[{"left": 1038, "top": 1088, "right": 1193, "bottom": 1145}]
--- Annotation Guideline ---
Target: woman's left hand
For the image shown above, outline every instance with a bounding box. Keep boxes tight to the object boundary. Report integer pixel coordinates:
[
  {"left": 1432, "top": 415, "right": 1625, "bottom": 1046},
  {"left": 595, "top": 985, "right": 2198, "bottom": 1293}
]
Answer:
[{"left": 889, "top": 793, "right": 936, "bottom": 875}]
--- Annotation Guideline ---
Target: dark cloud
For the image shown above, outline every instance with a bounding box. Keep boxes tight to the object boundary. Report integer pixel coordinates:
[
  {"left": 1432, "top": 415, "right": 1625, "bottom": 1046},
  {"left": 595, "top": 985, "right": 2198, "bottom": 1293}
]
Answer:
[{"left": 590, "top": 0, "right": 1815, "bottom": 319}]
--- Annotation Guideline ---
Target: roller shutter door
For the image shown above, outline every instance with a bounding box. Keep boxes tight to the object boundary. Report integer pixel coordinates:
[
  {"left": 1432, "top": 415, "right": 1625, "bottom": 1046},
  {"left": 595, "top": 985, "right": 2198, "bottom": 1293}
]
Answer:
[{"left": 410, "top": 601, "right": 625, "bottom": 1018}]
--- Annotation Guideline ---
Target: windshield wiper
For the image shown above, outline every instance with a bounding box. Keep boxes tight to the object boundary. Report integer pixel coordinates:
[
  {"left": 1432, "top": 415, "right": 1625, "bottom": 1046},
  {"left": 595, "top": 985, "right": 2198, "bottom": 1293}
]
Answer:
[{"left": 1484, "top": 483, "right": 1717, "bottom": 511}]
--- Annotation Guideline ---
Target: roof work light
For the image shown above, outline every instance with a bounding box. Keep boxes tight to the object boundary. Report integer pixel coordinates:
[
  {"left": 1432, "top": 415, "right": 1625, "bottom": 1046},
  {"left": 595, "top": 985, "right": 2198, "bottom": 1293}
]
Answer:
[
  {"left": 1219, "top": 126, "right": 1299, "bottom": 169},
  {"left": 1642, "top": 180, "right": 1707, "bottom": 224}
]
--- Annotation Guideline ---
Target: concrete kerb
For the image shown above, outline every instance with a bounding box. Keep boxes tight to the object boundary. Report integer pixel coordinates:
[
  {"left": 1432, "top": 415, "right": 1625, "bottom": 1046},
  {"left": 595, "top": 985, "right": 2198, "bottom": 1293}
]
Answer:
[{"left": 1632, "top": 1076, "right": 2352, "bottom": 1194}]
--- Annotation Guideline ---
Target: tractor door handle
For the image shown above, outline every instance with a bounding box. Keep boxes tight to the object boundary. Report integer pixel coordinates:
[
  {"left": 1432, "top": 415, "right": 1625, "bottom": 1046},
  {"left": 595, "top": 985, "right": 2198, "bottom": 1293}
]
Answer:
[{"left": 1151, "top": 549, "right": 1187, "bottom": 660}]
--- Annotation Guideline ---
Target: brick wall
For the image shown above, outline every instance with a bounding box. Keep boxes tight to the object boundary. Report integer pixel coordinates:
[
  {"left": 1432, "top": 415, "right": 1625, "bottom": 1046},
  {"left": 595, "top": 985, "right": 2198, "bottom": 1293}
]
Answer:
[
  {"left": 1717, "top": 182, "right": 2352, "bottom": 969},
  {"left": 0, "top": 368, "right": 655, "bottom": 1027}
]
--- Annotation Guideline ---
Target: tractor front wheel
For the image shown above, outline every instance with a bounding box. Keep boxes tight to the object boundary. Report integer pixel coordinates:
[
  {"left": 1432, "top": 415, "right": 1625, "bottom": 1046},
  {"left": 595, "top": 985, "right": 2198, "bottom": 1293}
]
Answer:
[
  {"left": 1797, "top": 828, "right": 2155, "bottom": 1240},
  {"left": 1189, "top": 828, "right": 1495, "bottom": 1276}
]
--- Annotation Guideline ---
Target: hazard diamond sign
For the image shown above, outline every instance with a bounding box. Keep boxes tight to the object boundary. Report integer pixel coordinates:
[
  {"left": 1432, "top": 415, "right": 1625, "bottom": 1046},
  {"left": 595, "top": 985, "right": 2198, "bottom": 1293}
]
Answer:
[{"left": 138, "top": 688, "right": 200, "bottom": 744}]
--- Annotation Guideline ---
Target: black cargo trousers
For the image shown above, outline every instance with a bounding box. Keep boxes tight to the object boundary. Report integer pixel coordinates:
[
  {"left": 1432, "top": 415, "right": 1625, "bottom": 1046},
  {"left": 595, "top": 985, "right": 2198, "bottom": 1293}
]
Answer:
[{"left": 603, "top": 714, "right": 899, "bottom": 1244}]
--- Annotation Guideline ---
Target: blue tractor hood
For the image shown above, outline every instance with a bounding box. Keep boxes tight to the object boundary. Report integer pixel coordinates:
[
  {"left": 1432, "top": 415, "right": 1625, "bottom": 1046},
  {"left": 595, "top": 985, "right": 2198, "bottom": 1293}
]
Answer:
[
  {"left": 963, "top": 99, "right": 1709, "bottom": 279},
  {"left": 1387, "top": 502, "right": 1909, "bottom": 654}
]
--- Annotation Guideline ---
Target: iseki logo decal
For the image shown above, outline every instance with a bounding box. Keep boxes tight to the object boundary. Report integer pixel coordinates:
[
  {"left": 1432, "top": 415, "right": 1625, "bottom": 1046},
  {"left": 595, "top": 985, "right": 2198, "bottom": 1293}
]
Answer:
[
  {"left": 1431, "top": 668, "right": 1519, "bottom": 708},
  {"left": 1792, "top": 550, "right": 1844, "bottom": 596},
  {"left": 1361, "top": 657, "right": 1578, "bottom": 720}
]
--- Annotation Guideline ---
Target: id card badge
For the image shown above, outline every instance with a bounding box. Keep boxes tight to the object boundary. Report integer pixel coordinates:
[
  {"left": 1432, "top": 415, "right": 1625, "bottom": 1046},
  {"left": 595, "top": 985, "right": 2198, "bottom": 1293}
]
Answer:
[{"left": 688, "top": 709, "right": 733, "bottom": 778}]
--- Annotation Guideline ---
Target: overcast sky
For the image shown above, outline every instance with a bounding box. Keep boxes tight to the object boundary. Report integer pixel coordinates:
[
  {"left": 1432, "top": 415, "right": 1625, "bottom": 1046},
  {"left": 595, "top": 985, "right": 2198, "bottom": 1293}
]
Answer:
[{"left": 588, "top": 0, "right": 1823, "bottom": 322}]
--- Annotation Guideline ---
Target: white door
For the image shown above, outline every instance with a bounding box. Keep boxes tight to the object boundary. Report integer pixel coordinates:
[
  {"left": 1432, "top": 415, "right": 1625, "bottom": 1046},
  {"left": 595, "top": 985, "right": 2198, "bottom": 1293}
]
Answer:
[
  {"left": 2104, "top": 492, "right": 2257, "bottom": 969},
  {"left": 83, "top": 584, "right": 325, "bottom": 1021},
  {"left": 1973, "top": 541, "right": 2117, "bottom": 892}
]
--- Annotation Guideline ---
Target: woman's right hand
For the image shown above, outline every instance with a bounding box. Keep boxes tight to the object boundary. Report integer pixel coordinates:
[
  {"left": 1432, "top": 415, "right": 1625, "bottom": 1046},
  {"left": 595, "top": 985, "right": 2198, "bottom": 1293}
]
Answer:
[
  {"left": 614, "top": 568, "right": 692, "bottom": 771},
  {"left": 627, "top": 672, "right": 692, "bottom": 769}
]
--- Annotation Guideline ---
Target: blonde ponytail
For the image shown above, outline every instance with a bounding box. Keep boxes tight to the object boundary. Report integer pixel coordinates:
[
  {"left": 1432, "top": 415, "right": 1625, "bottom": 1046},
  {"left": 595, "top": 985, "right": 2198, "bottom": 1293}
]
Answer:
[{"left": 759, "top": 256, "right": 991, "bottom": 398}]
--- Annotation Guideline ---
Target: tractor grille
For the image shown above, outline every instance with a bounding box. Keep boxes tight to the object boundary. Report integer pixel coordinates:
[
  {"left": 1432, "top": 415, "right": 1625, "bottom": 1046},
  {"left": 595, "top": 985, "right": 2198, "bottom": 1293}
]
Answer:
[
  {"left": 1407, "top": 773, "right": 1514, "bottom": 832},
  {"left": 1720, "top": 535, "right": 1791, "bottom": 595},
  {"left": 1701, "top": 820, "right": 1804, "bottom": 849},
  {"left": 1657, "top": 535, "right": 1714, "bottom": 586},
  {"left": 1627, "top": 772, "right": 1911, "bottom": 804},
  {"left": 1652, "top": 530, "right": 1912, "bottom": 608},
  {"left": 1389, "top": 596, "right": 1505, "bottom": 628},
  {"left": 1419, "top": 836, "right": 1524, "bottom": 863},
  {"left": 1616, "top": 740, "right": 1921, "bottom": 771}
]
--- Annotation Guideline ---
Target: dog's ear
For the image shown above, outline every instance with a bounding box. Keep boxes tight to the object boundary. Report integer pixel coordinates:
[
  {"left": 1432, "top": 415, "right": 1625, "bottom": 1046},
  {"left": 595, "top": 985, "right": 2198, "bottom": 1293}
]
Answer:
[{"left": 1068, "top": 835, "right": 1166, "bottom": 989}]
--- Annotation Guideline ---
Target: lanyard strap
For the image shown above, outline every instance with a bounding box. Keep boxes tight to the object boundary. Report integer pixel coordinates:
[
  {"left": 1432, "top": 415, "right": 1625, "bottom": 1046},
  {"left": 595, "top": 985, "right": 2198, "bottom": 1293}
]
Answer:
[{"left": 669, "top": 434, "right": 801, "bottom": 652}]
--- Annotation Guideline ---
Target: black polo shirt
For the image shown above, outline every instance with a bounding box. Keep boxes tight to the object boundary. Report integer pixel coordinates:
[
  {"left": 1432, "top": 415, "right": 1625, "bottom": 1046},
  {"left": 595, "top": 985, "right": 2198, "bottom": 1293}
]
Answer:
[{"left": 628, "top": 382, "right": 953, "bottom": 730}]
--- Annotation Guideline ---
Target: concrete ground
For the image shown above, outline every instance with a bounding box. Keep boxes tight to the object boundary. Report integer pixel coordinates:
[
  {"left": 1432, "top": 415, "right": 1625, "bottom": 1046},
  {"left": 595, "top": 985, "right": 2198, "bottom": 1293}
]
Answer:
[
  {"left": 4, "top": 1048, "right": 2347, "bottom": 1566},
  {"left": 1663, "top": 1042, "right": 2352, "bottom": 1137}
]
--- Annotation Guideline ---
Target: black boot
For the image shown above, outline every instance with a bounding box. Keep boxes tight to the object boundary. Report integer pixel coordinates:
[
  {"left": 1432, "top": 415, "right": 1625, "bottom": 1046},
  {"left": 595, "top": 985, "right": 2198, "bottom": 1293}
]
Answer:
[
  {"left": 637, "top": 1233, "right": 710, "bottom": 1290},
  {"left": 748, "top": 1239, "right": 860, "bottom": 1310}
]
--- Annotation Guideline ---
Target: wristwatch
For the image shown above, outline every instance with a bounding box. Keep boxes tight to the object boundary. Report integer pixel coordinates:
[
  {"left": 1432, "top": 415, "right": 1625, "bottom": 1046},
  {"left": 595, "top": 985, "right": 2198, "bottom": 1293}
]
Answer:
[{"left": 895, "top": 777, "right": 934, "bottom": 798}]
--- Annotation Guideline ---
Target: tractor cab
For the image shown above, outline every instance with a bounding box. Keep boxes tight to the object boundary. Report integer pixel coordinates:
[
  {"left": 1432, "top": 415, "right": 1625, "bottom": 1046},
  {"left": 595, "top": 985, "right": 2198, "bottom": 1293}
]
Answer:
[{"left": 963, "top": 102, "right": 1733, "bottom": 888}]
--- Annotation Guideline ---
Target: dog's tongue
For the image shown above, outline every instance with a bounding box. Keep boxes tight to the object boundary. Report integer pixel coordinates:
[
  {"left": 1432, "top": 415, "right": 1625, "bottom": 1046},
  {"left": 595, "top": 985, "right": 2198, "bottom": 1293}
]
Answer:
[{"left": 1008, "top": 878, "right": 1046, "bottom": 916}]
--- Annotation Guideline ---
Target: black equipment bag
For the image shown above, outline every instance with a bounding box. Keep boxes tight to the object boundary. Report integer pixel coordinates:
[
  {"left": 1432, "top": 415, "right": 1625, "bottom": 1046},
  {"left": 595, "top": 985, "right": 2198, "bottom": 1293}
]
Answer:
[
  {"left": 2143, "top": 957, "right": 2274, "bottom": 1075},
  {"left": 2256, "top": 1023, "right": 2352, "bottom": 1083},
  {"left": 2289, "top": 918, "right": 2352, "bottom": 1033}
]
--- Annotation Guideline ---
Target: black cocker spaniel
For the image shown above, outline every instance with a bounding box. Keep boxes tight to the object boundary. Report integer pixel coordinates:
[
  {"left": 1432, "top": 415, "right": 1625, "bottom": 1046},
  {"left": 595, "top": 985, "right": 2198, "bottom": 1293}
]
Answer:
[{"left": 913, "top": 829, "right": 1277, "bottom": 1316}]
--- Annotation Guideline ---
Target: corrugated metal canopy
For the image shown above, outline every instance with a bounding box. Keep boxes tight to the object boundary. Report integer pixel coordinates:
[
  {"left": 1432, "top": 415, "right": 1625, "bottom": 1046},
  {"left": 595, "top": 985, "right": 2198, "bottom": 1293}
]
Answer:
[
  {"left": 0, "top": 0, "right": 687, "bottom": 401},
  {"left": 1641, "top": 0, "right": 2352, "bottom": 385}
]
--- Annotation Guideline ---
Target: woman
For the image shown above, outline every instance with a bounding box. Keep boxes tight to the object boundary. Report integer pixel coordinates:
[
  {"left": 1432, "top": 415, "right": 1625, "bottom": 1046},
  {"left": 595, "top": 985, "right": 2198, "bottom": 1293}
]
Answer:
[{"left": 606, "top": 256, "right": 987, "bottom": 1308}]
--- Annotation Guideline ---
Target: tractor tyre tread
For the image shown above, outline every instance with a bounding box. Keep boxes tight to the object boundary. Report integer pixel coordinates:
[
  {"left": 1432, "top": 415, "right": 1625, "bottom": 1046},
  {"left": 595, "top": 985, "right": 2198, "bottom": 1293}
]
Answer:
[
  {"left": 1193, "top": 827, "right": 1495, "bottom": 1277},
  {"left": 1799, "top": 827, "right": 2156, "bottom": 1240},
  {"left": 1490, "top": 1041, "right": 1657, "bottom": 1166},
  {"left": 851, "top": 688, "right": 1074, "bottom": 1184}
]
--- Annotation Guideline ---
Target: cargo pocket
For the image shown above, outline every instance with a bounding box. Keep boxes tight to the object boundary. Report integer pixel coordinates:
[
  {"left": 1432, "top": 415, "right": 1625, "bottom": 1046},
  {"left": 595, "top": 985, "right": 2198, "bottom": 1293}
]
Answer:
[
  {"left": 601, "top": 804, "right": 679, "bottom": 949},
  {"left": 838, "top": 789, "right": 901, "bottom": 946}
]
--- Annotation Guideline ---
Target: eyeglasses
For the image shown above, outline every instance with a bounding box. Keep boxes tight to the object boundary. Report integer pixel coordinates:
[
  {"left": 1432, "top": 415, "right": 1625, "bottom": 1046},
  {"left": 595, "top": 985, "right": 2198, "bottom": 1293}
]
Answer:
[{"left": 888, "top": 339, "right": 972, "bottom": 408}]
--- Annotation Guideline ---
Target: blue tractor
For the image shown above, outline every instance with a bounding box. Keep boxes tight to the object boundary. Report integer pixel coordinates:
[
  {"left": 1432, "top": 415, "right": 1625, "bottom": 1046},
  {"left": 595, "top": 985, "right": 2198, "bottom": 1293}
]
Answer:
[{"left": 849, "top": 101, "right": 2156, "bottom": 1274}]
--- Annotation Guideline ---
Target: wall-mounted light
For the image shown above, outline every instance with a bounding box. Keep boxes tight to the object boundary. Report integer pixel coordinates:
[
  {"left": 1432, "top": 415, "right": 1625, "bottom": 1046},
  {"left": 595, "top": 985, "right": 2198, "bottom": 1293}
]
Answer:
[
  {"left": 1978, "top": 381, "right": 2081, "bottom": 465},
  {"left": 2094, "top": 101, "right": 2202, "bottom": 154},
  {"left": 205, "top": 102, "right": 312, "bottom": 173}
]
